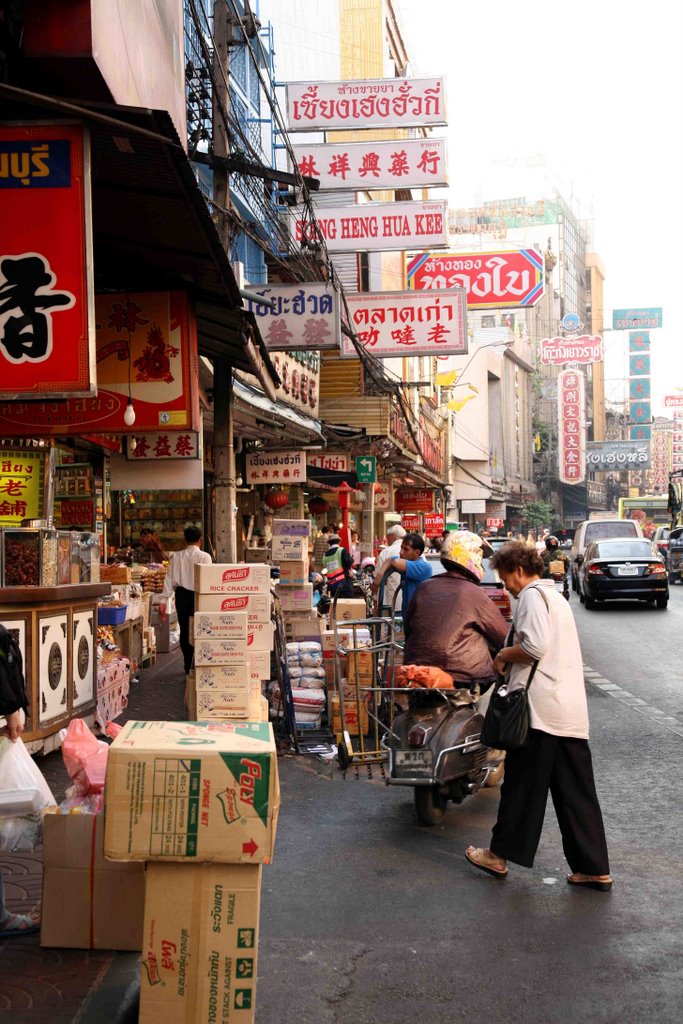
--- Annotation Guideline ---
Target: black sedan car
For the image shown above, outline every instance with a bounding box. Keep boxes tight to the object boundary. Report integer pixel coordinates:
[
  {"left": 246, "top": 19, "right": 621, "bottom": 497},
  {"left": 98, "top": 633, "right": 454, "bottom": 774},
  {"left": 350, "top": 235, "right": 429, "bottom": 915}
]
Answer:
[{"left": 579, "top": 538, "right": 669, "bottom": 609}]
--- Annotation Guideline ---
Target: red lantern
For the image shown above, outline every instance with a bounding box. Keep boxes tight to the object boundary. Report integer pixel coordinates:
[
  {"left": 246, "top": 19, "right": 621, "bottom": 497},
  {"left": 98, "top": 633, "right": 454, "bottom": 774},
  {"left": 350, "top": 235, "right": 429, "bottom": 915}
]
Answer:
[
  {"left": 373, "top": 482, "right": 383, "bottom": 494},
  {"left": 265, "top": 489, "right": 289, "bottom": 510},
  {"left": 308, "top": 496, "right": 329, "bottom": 515}
]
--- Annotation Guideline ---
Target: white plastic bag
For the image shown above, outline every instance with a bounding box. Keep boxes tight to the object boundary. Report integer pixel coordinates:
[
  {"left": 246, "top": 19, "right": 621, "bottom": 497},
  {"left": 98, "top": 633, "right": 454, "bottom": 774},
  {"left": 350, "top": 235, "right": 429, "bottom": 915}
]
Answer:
[{"left": 0, "top": 738, "right": 56, "bottom": 853}]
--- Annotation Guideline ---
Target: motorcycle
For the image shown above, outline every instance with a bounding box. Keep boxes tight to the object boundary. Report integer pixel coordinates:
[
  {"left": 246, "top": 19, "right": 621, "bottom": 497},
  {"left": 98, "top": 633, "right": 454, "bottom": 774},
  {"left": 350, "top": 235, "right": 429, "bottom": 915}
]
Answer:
[
  {"left": 381, "top": 684, "right": 504, "bottom": 826},
  {"left": 550, "top": 569, "right": 570, "bottom": 600}
]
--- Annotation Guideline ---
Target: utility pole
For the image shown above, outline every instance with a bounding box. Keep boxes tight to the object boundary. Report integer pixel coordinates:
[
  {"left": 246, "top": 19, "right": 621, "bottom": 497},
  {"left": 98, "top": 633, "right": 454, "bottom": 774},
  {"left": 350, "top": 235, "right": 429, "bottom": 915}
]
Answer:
[{"left": 212, "top": 0, "right": 237, "bottom": 561}]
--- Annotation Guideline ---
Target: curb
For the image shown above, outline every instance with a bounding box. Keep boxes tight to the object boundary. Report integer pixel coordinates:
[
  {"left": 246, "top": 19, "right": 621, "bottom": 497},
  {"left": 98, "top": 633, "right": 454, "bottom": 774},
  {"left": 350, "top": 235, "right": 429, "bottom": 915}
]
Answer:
[{"left": 76, "top": 951, "right": 140, "bottom": 1024}]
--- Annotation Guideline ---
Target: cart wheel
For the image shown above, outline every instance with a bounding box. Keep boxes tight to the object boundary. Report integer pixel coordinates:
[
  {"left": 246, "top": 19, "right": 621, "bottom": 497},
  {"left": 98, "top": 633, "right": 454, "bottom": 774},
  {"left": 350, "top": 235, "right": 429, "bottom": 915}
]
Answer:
[
  {"left": 337, "top": 734, "right": 352, "bottom": 770},
  {"left": 414, "top": 786, "right": 447, "bottom": 826}
]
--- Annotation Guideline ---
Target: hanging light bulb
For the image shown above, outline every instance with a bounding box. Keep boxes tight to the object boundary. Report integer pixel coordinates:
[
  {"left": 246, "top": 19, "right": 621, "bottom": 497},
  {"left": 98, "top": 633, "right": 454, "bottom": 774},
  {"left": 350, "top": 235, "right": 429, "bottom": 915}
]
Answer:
[
  {"left": 123, "top": 398, "right": 136, "bottom": 426},
  {"left": 129, "top": 436, "right": 137, "bottom": 453}
]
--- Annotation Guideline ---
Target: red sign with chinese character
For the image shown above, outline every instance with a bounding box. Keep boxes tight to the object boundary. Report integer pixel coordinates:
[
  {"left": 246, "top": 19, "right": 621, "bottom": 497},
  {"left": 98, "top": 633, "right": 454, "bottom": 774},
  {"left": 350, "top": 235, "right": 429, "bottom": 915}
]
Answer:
[
  {"left": 0, "top": 123, "right": 95, "bottom": 399},
  {"left": 407, "top": 249, "right": 544, "bottom": 309},
  {"left": 424, "top": 513, "right": 445, "bottom": 534},
  {"left": 557, "top": 370, "right": 585, "bottom": 485},
  {"left": 126, "top": 431, "right": 199, "bottom": 461},
  {"left": 0, "top": 292, "right": 199, "bottom": 436},
  {"left": 291, "top": 138, "right": 448, "bottom": 191},
  {"left": 395, "top": 487, "right": 435, "bottom": 513}
]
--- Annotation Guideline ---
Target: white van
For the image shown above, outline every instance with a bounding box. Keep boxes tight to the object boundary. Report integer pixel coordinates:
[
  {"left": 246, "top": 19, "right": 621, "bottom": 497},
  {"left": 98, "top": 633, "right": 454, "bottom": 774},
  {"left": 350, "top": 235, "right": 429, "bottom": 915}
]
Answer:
[{"left": 570, "top": 518, "right": 643, "bottom": 591}]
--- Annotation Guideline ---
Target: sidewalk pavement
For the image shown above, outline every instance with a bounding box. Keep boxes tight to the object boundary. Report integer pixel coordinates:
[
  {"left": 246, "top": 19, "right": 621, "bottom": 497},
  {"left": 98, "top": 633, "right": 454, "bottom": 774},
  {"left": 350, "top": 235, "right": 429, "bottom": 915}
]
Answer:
[{"left": 0, "top": 648, "right": 186, "bottom": 1024}]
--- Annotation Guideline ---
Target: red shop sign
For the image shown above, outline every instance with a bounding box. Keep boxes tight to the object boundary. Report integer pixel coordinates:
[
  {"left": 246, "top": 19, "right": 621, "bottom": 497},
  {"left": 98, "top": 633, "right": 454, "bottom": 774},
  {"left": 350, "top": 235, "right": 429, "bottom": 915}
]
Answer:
[
  {"left": 401, "top": 514, "right": 420, "bottom": 531},
  {"left": 407, "top": 248, "right": 544, "bottom": 309},
  {"left": 0, "top": 292, "right": 199, "bottom": 436},
  {"left": 395, "top": 487, "right": 435, "bottom": 513},
  {"left": 0, "top": 123, "right": 95, "bottom": 399},
  {"left": 424, "top": 513, "right": 445, "bottom": 534}
]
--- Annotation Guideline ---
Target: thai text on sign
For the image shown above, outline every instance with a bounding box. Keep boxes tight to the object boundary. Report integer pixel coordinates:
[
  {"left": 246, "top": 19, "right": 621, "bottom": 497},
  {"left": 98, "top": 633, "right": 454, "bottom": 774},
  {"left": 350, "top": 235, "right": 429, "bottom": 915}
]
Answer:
[
  {"left": 613, "top": 308, "right": 662, "bottom": 330},
  {"left": 557, "top": 370, "right": 585, "bottom": 485},
  {"left": 242, "top": 282, "right": 339, "bottom": 352},
  {"left": 307, "top": 453, "right": 349, "bottom": 472},
  {"left": 286, "top": 77, "right": 446, "bottom": 131},
  {"left": 291, "top": 138, "right": 448, "bottom": 191},
  {"left": 540, "top": 336, "right": 603, "bottom": 365},
  {"left": 0, "top": 448, "right": 47, "bottom": 526},
  {"left": 407, "top": 249, "right": 544, "bottom": 309},
  {"left": 341, "top": 290, "right": 467, "bottom": 360},
  {"left": 395, "top": 488, "right": 435, "bottom": 513},
  {"left": 291, "top": 201, "right": 448, "bottom": 254},
  {"left": 586, "top": 441, "right": 650, "bottom": 470},
  {"left": 246, "top": 451, "right": 306, "bottom": 484}
]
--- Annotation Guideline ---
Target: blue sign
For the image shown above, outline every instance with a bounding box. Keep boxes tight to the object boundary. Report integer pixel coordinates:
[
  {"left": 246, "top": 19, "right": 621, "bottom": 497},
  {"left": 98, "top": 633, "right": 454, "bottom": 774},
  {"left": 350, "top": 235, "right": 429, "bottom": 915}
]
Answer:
[
  {"left": 629, "top": 331, "right": 650, "bottom": 352},
  {"left": 0, "top": 139, "right": 71, "bottom": 188},
  {"left": 613, "top": 308, "right": 662, "bottom": 330},
  {"left": 629, "top": 353, "right": 650, "bottom": 376},
  {"left": 630, "top": 401, "right": 651, "bottom": 424},
  {"left": 630, "top": 378, "right": 651, "bottom": 401},
  {"left": 561, "top": 312, "right": 581, "bottom": 333},
  {"left": 630, "top": 426, "right": 651, "bottom": 441}
]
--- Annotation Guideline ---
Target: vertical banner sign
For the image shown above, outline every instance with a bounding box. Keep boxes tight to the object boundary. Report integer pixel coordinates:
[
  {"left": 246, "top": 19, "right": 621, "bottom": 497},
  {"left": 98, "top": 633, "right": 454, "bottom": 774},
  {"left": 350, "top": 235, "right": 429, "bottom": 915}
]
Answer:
[
  {"left": 673, "top": 411, "right": 683, "bottom": 470},
  {"left": 0, "top": 123, "right": 95, "bottom": 398},
  {"left": 558, "top": 370, "right": 585, "bottom": 485}
]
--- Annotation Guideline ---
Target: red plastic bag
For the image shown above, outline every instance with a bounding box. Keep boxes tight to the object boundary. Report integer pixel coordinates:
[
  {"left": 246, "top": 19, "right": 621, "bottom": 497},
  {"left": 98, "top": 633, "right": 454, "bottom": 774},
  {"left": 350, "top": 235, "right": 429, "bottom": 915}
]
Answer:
[
  {"left": 61, "top": 718, "right": 109, "bottom": 795},
  {"left": 395, "top": 665, "right": 454, "bottom": 690}
]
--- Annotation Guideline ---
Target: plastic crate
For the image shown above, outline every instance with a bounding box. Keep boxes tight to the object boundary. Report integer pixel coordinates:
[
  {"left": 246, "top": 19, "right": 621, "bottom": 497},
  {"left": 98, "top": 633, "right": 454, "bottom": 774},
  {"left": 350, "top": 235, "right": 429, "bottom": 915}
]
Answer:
[{"left": 97, "top": 605, "right": 128, "bottom": 626}]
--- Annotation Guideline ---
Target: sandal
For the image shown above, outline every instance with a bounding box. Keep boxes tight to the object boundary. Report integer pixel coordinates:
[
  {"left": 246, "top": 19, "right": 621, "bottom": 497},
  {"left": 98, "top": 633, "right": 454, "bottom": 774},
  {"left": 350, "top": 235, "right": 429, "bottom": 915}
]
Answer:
[
  {"left": 567, "top": 873, "right": 613, "bottom": 892},
  {"left": 465, "top": 846, "right": 508, "bottom": 879},
  {"left": 0, "top": 912, "right": 41, "bottom": 938}
]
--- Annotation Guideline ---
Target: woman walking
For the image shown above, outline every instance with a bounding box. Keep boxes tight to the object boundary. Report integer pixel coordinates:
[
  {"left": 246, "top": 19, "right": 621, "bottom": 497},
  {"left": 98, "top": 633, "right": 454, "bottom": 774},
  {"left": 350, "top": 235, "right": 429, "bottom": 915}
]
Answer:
[{"left": 465, "top": 541, "right": 612, "bottom": 891}]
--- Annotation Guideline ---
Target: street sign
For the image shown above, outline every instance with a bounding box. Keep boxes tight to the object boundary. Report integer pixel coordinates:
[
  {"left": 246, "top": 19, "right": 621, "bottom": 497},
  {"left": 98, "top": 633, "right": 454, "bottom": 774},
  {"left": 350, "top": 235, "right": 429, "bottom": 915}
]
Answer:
[
  {"left": 355, "top": 455, "right": 376, "bottom": 483},
  {"left": 612, "top": 308, "right": 662, "bottom": 330}
]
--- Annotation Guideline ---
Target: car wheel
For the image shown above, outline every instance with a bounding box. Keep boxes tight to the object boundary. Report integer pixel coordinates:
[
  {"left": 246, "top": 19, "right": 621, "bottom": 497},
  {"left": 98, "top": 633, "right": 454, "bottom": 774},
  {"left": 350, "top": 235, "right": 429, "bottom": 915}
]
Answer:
[
  {"left": 656, "top": 596, "right": 669, "bottom": 609},
  {"left": 415, "top": 786, "right": 447, "bottom": 826},
  {"left": 579, "top": 588, "right": 584, "bottom": 605},
  {"left": 584, "top": 591, "right": 595, "bottom": 609}
]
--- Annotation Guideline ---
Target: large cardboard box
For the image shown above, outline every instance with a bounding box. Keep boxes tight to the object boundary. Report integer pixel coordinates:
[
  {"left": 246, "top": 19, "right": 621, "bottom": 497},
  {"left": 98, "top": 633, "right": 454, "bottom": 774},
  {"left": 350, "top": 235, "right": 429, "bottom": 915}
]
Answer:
[
  {"left": 271, "top": 518, "right": 311, "bottom": 537},
  {"left": 330, "top": 598, "right": 368, "bottom": 625},
  {"left": 140, "top": 863, "right": 261, "bottom": 1024},
  {"left": 196, "top": 683, "right": 262, "bottom": 720},
  {"left": 105, "top": 721, "right": 280, "bottom": 863},
  {"left": 329, "top": 694, "right": 369, "bottom": 736},
  {"left": 277, "top": 560, "right": 309, "bottom": 586},
  {"left": 194, "top": 563, "right": 271, "bottom": 595},
  {"left": 41, "top": 813, "right": 145, "bottom": 950},
  {"left": 271, "top": 534, "right": 308, "bottom": 561},
  {"left": 249, "top": 650, "right": 270, "bottom": 680},
  {"left": 278, "top": 583, "right": 313, "bottom": 613},
  {"left": 193, "top": 611, "right": 248, "bottom": 640},
  {"left": 195, "top": 664, "right": 252, "bottom": 689},
  {"left": 195, "top": 592, "right": 272, "bottom": 619},
  {"left": 246, "top": 620, "right": 274, "bottom": 652},
  {"left": 194, "top": 638, "right": 249, "bottom": 666},
  {"left": 347, "top": 649, "right": 374, "bottom": 686},
  {"left": 284, "top": 613, "right": 324, "bottom": 642}
]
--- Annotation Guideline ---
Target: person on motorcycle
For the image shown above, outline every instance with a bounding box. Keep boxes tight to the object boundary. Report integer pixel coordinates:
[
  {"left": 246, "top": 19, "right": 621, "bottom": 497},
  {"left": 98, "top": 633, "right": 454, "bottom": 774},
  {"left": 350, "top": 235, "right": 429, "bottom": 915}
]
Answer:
[
  {"left": 402, "top": 531, "right": 509, "bottom": 690},
  {"left": 540, "top": 535, "right": 570, "bottom": 579}
]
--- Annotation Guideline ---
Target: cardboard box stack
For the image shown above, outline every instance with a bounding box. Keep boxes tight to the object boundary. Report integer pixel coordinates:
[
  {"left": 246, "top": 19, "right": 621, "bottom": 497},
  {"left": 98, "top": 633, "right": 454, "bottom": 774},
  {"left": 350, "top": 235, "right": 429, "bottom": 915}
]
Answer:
[
  {"left": 104, "top": 719, "right": 281, "bottom": 1024},
  {"left": 322, "top": 621, "right": 374, "bottom": 736},
  {"left": 272, "top": 520, "right": 319, "bottom": 641},
  {"left": 190, "top": 564, "right": 274, "bottom": 719}
]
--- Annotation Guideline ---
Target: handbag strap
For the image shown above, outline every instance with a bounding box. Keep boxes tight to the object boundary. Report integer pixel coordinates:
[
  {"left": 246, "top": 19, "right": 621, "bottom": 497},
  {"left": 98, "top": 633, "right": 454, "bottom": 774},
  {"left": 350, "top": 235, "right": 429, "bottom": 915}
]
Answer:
[{"left": 508, "top": 583, "right": 551, "bottom": 692}]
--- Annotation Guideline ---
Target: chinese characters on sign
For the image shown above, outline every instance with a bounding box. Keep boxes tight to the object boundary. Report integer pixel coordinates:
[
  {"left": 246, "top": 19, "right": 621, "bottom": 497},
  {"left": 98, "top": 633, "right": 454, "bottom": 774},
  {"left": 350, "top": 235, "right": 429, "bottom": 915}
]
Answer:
[
  {"left": 612, "top": 308, "right": 662, "bottom": 330},
  {"left": 673, "top": 412, "right": 683, "bottom": 471},
  {"left": 586, "top": 441, "right": 650, "bottom": 471},
  {"left": 55, "top": 499, "right": 93, "bottom": 528},
  {"left": 268, "top": 349, "right": 319, "bottom": 417},
  {"left": 407, "top": 249, "right": 544, "bottom": 309},
  {"left": 373, "top": 482, "right": 392, "bottom": 511},
  {"left": 540, "top": 336, "right": 604, "bottom": 366},
  {"left": 0, "top": 448, "right": 47, "bottom": 526},
  {"left": 126, "top": 432, "right": 200, "bottom": 461},
  {"left": 0, "top": 123, "right": 95, "bottom": 399},
  {"left": 557, "top": 370, "right": 585, "bottom": 486},
  {"left": 646, "top": 431, "right": 671, "bottom": 492},
  {"left": 242, "top": 283, "right": 339, "bottom": 352},
  {"left": 286, "top": 77, "right": 446, "bottom": 131},
  {"left": 341, "top": 290, "right": 467, "bottom": 360},
  {"left": 291, "top": 201, "right": 448, "bottom": 254},
  {"left": 245, "top": 451, "right": 306, "bottom": 485},
  {"left": 291, "top": 138, "right": 448, "bottom": 191}
]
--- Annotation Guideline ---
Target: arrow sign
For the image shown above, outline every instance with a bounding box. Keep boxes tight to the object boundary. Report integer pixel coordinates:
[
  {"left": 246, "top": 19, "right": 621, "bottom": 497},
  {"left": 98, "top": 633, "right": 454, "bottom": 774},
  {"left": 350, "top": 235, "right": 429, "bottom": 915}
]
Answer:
[
  {"left": 355, "top": 455, "right": 376, "bottom": 483},
  {"left": 242, "top": 838, "right": 258, "bottom": 858}
]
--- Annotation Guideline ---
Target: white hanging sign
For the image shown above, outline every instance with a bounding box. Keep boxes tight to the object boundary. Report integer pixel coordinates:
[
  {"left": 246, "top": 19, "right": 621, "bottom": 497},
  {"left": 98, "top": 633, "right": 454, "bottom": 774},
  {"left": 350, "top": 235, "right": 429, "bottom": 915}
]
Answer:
[
  {"left": 291, "top": 201, "right": 448, "bottom": 254},
  {"left": 290, "top": 138, "right": 448, "bottom": 191},
  {"left": 340, "top": 289, "right": 467, "bottom": 360},
  {"left": 285, "top": 77, "right": 446, "bottom": 131}
]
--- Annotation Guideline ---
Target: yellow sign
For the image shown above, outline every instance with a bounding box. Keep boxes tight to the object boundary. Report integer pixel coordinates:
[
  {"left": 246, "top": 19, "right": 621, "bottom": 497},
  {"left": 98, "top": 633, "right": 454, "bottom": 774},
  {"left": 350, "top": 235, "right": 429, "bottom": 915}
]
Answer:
[{"left": 0, "top": 448, "right": 48, "bottom": 526}]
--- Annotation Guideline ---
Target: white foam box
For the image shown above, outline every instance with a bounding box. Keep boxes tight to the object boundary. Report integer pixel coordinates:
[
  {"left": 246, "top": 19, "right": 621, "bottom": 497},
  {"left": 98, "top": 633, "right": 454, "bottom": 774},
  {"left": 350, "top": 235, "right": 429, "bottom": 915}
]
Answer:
[
  {"left": 196, "top": 683, "right": 262, "bottom": 720},
  {"left": 193, "top": 611, "right": 248, "bottom": 640},
  {"left": 278, "top": 583, "right": 313, "bottom": 613},
  {"left": 195, "top": 663, "right": 252, "bottom": 690},
  {"left": 194, "top": 563, "right": 271, "bottom": 595},
  {"left": 246, "top": 620, "right": 274, "bottom": 652},
  {"left": 194, "top": 638, "right": 249, "bottom": 666},
  {"left": 277, "top": 560, "right": 309, "bottom": 586},
  {"left": 271, "top": 535, "right": 308, "bottom": 561},
  {"left": 195, "top": 592, "right": 272, "bottom": 620}
]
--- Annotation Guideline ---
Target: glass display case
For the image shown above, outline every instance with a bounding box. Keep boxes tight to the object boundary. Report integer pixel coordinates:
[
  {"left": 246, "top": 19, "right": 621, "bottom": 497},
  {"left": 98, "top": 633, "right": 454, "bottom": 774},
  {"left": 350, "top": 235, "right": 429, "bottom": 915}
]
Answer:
[{"left": 1, "top": 528, "right": 59, "bottom": 587}]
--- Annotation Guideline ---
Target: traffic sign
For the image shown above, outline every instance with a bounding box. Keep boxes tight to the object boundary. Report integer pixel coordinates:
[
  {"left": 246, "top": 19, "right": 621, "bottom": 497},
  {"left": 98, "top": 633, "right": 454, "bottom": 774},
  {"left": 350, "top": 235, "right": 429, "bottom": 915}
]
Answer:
[{"left": 355, "top": 455, "right": 376, "bottom": 483}]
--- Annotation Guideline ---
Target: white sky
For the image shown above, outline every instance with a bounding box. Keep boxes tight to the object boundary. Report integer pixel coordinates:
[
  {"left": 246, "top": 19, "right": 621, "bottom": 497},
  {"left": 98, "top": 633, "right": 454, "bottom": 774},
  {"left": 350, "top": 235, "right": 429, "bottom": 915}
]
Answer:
[{"left": 394, "top": 0, "right": 683, "bottom": 416}]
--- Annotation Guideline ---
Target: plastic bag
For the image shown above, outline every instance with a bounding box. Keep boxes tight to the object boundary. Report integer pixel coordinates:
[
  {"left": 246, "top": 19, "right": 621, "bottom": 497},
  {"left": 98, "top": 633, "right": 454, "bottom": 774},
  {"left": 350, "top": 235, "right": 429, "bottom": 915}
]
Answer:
[
  {"left": 0, "top": 737, "right": 56, "bottom": 852},
  {"left": 61, "top": 718, "right": 110, "bottom": 795},
  {"left": 395, "top": 665, "right": 455, "bottom": 690}
]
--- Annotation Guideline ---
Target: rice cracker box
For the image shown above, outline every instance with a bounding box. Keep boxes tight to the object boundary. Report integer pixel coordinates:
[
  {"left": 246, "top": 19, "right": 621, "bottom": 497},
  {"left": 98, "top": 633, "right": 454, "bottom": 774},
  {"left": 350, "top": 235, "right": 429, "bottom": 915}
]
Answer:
[
  {"left": 140, "top": 863, "right": 261, "bottom": 1024},
  {"left": 104, "top": 721, "right": 279, "bottom": 864}
]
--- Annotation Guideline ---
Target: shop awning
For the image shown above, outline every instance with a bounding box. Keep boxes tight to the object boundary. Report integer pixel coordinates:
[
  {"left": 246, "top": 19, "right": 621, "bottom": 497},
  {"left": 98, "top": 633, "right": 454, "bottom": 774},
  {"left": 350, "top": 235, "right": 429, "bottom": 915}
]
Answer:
[
  {"left": 0, "top": 84, "right": 279, "bottom": 395},
  {"left": 232, "top": 378, "right": 324, "bottom": 445}
]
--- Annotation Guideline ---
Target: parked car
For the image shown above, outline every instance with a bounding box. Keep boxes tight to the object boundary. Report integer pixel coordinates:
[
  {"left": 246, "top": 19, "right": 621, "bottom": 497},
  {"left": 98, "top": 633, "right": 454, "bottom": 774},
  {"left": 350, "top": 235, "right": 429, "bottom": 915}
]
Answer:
[
  {"left": 578, "top": 538, "right": 669, "bottom": 609},
  {"left": 570, "top": 518, "right": 643, "bottom": 591},
  {"left": 426, "top": 554, "right": 513, "bottom": 621},
  {"left": 667, "top": 526, "right": 683, "bottom": 583},
  {"left": 487, "top": 536, "right": 511, "bottom": 553},
  {"left": 651, "top": 525, "right": 670, "bottom": 561}
]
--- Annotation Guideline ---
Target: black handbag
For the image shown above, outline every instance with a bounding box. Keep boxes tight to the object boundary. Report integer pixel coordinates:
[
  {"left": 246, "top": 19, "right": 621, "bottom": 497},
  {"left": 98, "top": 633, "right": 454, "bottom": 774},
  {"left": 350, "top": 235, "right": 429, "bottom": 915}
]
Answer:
[{"left": 480, "top": 661, "right": 539, "bottom": 751}]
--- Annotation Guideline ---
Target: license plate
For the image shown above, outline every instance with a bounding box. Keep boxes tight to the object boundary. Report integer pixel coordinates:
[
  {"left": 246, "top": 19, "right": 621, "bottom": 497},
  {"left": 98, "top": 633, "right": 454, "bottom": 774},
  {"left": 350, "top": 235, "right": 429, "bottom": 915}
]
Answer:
[
  {"left": 618, "top": 565, "right": 639, "bottom": 576},
  {"left": 395, "top": 749, "right": 433, "bottom": 777},
  {"left": 554, "top": 581, "right": 565, "bottom": 592}
]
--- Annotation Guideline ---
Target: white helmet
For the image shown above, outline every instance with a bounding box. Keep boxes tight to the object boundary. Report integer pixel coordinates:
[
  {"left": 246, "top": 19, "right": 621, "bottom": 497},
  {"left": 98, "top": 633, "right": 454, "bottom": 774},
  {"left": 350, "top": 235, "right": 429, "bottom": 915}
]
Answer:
[{"left": 440, "top": 530, "right": 490, "bottom": 581}]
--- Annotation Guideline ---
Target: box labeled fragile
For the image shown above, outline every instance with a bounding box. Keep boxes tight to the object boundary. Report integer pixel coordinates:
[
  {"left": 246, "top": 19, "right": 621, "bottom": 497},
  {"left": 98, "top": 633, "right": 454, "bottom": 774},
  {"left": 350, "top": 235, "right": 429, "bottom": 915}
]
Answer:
[
  {"left": 194, "top": 638, "right": 249, "bottom": 666},
  {"left": 41, "top": 813, "right": 145, "bottom": 950},
  {"left": 193, "top": 611, "right": 248, "bottom": 640},
  {"left": 194, "top": 563, "right": 271, "bottom": 595},
  {"left": 246, "top": 620, "right": 274, "bottom": 652},
  {"left": 139, "top": 863, "right": 261, "bottom": 1024},
  {"left": 277, "top": 560, "right": 309, "bottom": 586},
  {"left": 195, "top": 664, "right": 252, "bottom": 690},
  {"left": 196, "top": 684, "right": 261, "bottom": 720},
  {"left": 278, "top": 583, "right": 313, "bottom": 613},
  {"left": 195, "top": 592, "right": 272, "bottom": 619},
  {"left": 104, "top": 720, "right": 279, "bottom": 863},
  {"left": 330, "top": 695, "right": 369, "bottom": 736},
  {"left": 271, "top": 534, "right": 308, "bottom": 561}
]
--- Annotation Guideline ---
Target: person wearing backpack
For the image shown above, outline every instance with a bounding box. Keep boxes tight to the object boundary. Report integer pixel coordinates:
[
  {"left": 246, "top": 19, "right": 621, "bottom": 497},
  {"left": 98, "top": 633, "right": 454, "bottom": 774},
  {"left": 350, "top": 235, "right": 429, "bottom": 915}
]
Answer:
[{"left": 0, "top": 624, "right": 40, "bottom": 936}]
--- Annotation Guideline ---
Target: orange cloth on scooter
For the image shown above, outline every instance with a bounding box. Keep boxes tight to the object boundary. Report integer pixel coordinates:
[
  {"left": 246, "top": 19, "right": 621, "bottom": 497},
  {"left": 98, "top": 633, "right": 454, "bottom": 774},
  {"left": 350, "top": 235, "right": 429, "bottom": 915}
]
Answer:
[{"left": 395, "top": 664, "right": 454, "bottom": 689}]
